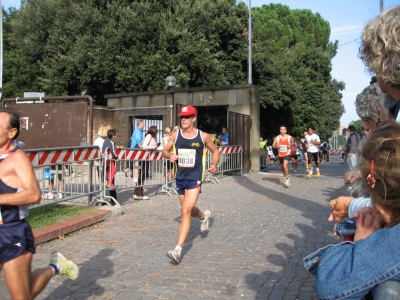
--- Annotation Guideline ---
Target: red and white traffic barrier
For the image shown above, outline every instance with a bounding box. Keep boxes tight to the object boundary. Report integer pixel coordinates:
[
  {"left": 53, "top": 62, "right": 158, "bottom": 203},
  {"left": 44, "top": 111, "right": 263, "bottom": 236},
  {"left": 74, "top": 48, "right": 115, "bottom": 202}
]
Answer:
[{"left": 26, "top": 146, "right": 100, "bottom": 166}]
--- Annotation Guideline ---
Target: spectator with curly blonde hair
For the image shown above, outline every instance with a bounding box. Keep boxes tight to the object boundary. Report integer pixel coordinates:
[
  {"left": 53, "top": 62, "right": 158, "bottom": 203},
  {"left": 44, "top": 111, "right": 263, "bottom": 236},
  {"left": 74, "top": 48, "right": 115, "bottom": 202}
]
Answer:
[{"left": 359, "top": 5, "right": 400, "bottom": 119}]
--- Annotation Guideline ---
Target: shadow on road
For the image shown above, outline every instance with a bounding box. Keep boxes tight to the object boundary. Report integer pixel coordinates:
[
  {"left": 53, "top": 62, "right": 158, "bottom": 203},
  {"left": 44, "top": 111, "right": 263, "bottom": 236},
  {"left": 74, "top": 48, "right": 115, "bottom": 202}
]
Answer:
[{"left": 44, "top": 248, "right": 114, "bottom": 300}]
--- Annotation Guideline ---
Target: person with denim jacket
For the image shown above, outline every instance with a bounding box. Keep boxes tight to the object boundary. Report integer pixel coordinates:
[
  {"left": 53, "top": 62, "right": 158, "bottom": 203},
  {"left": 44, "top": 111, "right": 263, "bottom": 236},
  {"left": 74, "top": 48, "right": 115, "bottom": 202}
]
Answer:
[{"left": 305, "top": 121, "right": 400, "bottom": 299}]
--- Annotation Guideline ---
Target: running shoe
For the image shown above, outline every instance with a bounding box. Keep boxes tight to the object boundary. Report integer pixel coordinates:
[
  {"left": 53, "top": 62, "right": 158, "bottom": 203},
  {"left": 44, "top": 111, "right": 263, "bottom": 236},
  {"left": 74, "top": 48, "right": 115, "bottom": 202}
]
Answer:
[
  {"left": 200, "top": 210, "right": 211, "bottom": 231},
  {"left": 284, "top": 178, "right": 290, "bottom": 187},
  {"left": 133, "top": 195, "right": 150, "bottom": 200},
  {"left": 50, "top": 252, "right": 79, "bottom": 280},
  {"left": 167, "top": 248, "right": 181, "bottom": 263},
  {"left": 293, "top": 170, "right": 298, "bottom": 174},
  {"left": 307, "top": 173, "right": 313, "bottom": 178},
  {"left": 316, "top": 171, "right": 321, "bottom": 176}
]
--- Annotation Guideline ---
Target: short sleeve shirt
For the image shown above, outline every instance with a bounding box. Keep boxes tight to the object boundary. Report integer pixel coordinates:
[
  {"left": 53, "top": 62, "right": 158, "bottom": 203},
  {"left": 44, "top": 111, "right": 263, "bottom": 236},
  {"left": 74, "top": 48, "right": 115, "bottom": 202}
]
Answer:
[{"left": 305, "top": 134, "right": 320, "bottom": 153}]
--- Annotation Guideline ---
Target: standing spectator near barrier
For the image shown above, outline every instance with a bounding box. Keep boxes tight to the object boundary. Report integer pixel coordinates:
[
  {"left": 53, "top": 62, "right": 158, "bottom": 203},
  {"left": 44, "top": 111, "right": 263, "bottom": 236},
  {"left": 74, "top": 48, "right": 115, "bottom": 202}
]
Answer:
[
  {"left": 346, "top": 125, "right": 359, "bottom": 170},
  {"left": 218, "top": 127, "right": 229, "bottom": 146},
  {"left": 340, "top": 144, "right": 347, "bottom": 164},
  {"left": 0, "top": 107, "right": 79, "bottom": 300},
  {"left": 320, "top": 140, "right": 328, "bottom": 163},
  {"left": 300, "top": 131, "right": 309, "bottom": 172},
  {"left": 44, "top": 165, "right": 67, "bottom": 200},
  {"left": 296, "top": 139, "right": 304, "bottom": 165},
  {"left": 94, "top": 123, "right": 111, "bottom": 179},
  {"left": 259, "top": 137, "right": 266, "bottom": 149},
  {"left": 127, "top": 120, "right": 144, "bottom": 180},
  {"left": 130, "top": 119, "right": 144, "bottom": 148},
  {"left": 218, "top": 127, "right": 231, "bottom": 174},
  {"left": 162, "top": 105, "right": 220, "bottom": 263},
  {"left": 133, "top": 126, "right": 158, "bottom": 200},
  {"left": 290, "top": 137, "right": 299, "bottom": 174},
  {"left": 102, "top": 129, "right": 122, "bottom": 203},
  {"left": 158, "top": 127, "right": 175, "bottom": 187}
]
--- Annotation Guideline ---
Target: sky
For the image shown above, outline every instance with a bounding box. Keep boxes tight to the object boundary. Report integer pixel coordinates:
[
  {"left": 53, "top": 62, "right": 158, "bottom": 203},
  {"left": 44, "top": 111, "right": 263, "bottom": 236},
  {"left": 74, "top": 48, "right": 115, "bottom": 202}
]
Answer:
[
  {"left": 2, "top": 0, "right": 400, "bottom": 126},
  {"left": 254, "top": 0, "right": 400, "bottom": 126}
]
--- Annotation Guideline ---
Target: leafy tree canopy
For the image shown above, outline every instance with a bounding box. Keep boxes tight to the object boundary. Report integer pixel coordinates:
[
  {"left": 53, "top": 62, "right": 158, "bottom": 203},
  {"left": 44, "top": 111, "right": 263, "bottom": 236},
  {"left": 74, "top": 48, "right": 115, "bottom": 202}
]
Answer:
[{"left": 2, "top": 1, "right": 344, "bottom": 139}]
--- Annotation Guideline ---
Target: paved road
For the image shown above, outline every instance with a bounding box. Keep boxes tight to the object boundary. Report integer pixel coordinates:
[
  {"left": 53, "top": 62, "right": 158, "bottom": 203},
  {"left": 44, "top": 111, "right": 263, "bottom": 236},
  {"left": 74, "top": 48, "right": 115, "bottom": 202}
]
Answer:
[{"left": 0, "top": 161, "right": 350, "bottom": 299}]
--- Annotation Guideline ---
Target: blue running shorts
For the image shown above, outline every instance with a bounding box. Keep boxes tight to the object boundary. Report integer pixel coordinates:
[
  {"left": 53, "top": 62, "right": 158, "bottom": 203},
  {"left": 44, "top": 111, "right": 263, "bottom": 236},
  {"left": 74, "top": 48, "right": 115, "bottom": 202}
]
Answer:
[{"left": 176, "top": 180, "right": 202, "bottom": 195}]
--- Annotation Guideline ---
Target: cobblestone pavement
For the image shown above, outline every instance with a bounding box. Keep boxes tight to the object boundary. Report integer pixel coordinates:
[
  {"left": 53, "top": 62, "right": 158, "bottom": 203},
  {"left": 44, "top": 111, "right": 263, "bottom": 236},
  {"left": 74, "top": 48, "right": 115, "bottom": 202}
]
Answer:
[{"left": 0, "top": 161, "right": 350, "bottom": 299}]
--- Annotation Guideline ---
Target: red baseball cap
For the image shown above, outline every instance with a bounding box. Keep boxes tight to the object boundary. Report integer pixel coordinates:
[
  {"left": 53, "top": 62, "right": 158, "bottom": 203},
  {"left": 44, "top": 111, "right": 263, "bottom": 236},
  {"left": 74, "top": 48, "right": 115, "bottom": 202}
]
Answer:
[{"left": 177, "top": 105, "right": 197, "bottom": 117}]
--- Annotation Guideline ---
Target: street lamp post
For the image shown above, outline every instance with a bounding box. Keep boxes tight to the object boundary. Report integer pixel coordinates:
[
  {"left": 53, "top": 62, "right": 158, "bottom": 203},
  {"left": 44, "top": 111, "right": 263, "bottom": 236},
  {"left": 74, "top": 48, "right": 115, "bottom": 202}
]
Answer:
[
  {"left": 248, "top": 0, "right": 252, "bottom": 85},
  {"left": 165, "top": 75, "right": 177, "bottom": 127}
]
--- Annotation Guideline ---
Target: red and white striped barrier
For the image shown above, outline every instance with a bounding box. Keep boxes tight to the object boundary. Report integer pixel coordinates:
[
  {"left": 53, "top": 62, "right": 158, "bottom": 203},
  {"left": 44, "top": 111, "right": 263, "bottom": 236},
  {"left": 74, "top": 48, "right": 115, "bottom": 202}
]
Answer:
[
  {"left": 105, "top": 149, "right": 164, "bottom": 161},
  {"left": 26, "top": 147, "right": 100, "bottom": 166},
  {"left": 207, "top": 145, "right": 243, "bottom": 155},
  {"left": 328, "top": 149, "right": 344, "bottom": 154}
]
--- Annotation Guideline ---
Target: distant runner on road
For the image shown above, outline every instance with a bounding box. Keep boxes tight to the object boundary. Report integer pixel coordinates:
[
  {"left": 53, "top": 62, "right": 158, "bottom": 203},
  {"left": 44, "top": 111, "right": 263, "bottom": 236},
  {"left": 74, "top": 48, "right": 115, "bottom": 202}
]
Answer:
[
  {"left": 305, "top": 126, "right": 321, "bottom": 177},
  {"left": 273, "top": 125, "right": 292, "bottom": 187}
]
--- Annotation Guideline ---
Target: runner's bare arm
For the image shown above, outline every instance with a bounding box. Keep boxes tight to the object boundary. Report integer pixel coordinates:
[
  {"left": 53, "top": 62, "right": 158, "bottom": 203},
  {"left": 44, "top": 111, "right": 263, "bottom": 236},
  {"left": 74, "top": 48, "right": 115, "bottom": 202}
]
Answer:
[
  {"left": 0, "top": 151, "right": 41, "bottom": 205},
  {"left": 272, "top": 137, "right": 279, "bottom": 148},
  {"left": 162, "top": 131, "right": 178, "bottom": 162}
]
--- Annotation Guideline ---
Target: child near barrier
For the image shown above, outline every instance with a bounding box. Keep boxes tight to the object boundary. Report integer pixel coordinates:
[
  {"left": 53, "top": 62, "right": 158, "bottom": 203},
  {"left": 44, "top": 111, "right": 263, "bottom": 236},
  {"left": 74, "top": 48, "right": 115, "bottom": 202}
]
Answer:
[
  {"left": 304, "top": 121, "right": 400, "bottom": 299},
  {"left": 44, "top": 165, "right": 68, "bottom": 199},
  {"left": 102, "top": 129, "right": 123, "bottom": 201}
]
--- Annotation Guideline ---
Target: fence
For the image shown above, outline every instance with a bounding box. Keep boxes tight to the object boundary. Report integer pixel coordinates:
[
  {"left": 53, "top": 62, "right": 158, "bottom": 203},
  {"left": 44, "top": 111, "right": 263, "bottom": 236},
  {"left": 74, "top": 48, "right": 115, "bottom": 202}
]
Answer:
[
  {"left": 327, "top": 149, "right": 345, "bottom": 162},
  {"left": 26, "top": 146, "right": 102, "bottom": 208},
  {"left": 259, "top": 148, "right": 275, "bottom": 172},
  {"left": 205, "top": 145, "right": 243, "bottom": 183},
  {"left": 102, "top": 148, "right": 177, "bottom": 200},
  {"left": 25, "top": 145, "right": 243, "bottom": 208}
]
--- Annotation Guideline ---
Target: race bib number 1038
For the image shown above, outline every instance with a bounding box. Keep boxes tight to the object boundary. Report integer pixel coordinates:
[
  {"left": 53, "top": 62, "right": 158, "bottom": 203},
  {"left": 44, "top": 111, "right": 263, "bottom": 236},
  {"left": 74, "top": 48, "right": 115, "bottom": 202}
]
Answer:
[{"left": 178, "top": 149, "right": 196, "bottom": 168}]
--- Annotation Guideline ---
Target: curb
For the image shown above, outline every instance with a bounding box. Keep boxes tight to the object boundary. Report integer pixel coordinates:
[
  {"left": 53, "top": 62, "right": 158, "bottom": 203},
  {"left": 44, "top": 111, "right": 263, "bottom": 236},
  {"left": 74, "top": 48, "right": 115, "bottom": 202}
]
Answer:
[{"left": 33, "top": 206, "right": 124, "bottom": 245}]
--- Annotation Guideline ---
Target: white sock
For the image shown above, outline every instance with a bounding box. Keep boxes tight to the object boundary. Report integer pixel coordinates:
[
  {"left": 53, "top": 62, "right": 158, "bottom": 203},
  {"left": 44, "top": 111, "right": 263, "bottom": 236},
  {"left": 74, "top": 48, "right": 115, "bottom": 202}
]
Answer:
[
  {"left": 316, "top": 167, "right": 320, "bottom": 171},
  {"left": 309, "top": 169, "right": 313, "bottom": 174},
  {"left": 49, "top": 263, "right": 59, "bottom": 275},
  {"left": 175, "top": 245, "right": 182, "bottom": 252}
]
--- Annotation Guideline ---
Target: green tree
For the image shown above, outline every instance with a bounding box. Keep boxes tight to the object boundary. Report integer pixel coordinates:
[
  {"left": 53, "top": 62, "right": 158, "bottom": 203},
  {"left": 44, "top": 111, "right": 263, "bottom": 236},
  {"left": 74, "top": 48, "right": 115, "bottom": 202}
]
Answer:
[
  {"left": 252, "top": 4, "right": 344, "bottom": 140},
  {"left": 331, "top": 134, "right": 347, "bottom": 148},
  {"left": 4, "top": 0, "right": 248, "bottom": 104},
  {"left": 2, "top": 0, "right": 344, "bottom": 136}
]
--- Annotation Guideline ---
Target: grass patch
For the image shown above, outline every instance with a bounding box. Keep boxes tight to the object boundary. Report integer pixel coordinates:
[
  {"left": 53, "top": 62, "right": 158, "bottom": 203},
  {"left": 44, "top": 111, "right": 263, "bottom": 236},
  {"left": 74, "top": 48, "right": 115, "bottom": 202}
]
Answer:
[{"left": 27, "top": 204, "right": 97, "bottom": 230}]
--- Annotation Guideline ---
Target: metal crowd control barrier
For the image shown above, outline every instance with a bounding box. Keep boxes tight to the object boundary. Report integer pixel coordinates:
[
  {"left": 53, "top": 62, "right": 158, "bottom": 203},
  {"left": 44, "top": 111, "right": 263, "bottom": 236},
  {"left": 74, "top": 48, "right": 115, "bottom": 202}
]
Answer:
[
  {"left": 103, "top": 148, "right": 178, "bottom": 203},
  {"left": 259, "top": 149, "right": 271, "bottom": 172},
  {"left": 26, "top": 146, "right": 103, "bottom": 208},
  {"left": 205, "top": 145, "right": 243, "bottom": 183},
  {"left": 327, "top": 149, "right": 344, "bottom": 162},
  {"left": 26, "top": 145, "right": 245, "bottom": 207},
  {"left": 102, "top": 145, "right": 244, "bottom": 200}
]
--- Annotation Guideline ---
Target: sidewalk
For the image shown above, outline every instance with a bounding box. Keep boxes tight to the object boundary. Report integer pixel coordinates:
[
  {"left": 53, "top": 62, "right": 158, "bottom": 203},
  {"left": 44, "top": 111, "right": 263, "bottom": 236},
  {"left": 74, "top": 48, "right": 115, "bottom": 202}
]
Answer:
[{"left": 0, "top": 162, "right": 349, "bottom": 299}]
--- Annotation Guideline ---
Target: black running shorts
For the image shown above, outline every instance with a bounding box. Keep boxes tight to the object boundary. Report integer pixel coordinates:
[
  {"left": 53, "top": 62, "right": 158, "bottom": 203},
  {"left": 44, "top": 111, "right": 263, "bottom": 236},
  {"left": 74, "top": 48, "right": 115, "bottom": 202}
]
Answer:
[{"left": 0, "top": 221, "right": 36, "bottom": 264}]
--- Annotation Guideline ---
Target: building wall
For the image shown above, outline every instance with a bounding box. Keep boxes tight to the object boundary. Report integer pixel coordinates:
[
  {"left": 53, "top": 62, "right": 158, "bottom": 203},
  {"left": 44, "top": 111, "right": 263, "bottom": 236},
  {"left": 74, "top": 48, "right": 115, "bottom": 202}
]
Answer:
[{"left": 95, "top": 85, "right": 261, "bottom": 172}]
